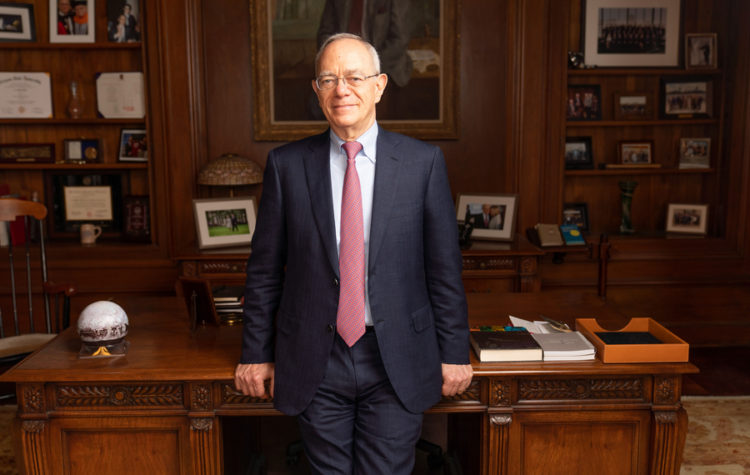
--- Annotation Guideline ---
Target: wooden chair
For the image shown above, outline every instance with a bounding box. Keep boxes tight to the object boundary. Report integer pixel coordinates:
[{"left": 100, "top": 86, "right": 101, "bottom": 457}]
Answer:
[{"left": 0, "top": 198, "right": 76, "bottom": 399}]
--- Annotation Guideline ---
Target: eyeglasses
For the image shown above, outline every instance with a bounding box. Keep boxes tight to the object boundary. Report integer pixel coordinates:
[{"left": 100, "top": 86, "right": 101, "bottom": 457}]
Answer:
[{"left": 315, "top": 74, "right": 379, "bottom": 91}]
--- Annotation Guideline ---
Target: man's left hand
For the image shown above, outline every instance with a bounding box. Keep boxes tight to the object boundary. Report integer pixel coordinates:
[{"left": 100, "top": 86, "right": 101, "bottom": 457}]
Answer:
[{"left": 441, "top": 363, "right": 473, "bottom": 396}]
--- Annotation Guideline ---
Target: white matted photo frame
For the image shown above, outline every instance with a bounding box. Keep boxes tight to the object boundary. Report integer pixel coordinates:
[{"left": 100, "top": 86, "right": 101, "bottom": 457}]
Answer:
[
  {"left": 118, "top": 128, "right": 147, "bottom": 162},
  {"left": 193, "top": 197, "right": 257, "bottom": 249},
  {"left": 582, "top": 0, "right": 681, "bottom": 67},
  {"left": 0, "top": 3, "right": 36, "bottom": 42},
  {"left": 49, "top": 0, "right": 95, "bottom": 43},
  {"left": 685, "top": 33, "right": 717, "bottom": 69},
  {"left": 666, "top": 203, "right": 708, "bottom": 234},
  {"left": 456, "top": 193, "right": 518, "bottom": 241}
]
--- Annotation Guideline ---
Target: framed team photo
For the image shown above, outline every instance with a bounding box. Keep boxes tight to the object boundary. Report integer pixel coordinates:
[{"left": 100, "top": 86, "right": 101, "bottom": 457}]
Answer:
[
  {"left": 666, "top": 203, "right": 708, "bottom": 234},
  {"left": 193, "top": 197, "right": 257, "bottom": 249}
]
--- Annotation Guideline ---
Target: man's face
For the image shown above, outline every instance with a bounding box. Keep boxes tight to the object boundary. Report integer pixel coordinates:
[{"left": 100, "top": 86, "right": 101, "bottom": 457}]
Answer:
[
  {"left": 312, "top": 39, "right": 387, "bottom": 141},
  {"left": 59, "top": 0, "right": 71, "bottom": 14},
  {"left": 74, "top": 4, "right": 86, "bottom": 16},
  {"left": 482, "top": 204, "right": 490, "bottom": 214}
]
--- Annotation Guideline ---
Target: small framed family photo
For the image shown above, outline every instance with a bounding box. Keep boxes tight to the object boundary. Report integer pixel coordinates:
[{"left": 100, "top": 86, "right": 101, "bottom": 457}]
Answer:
[
  {"left": 456, "top": 193, "right": 518, "bottom": 241},
  {"left": 661, "top": 77, "right": 713, "bottom": 119},
  {"left": 118, "top": 128, "right": 147, "bottom": 162},
  {"left": 679, "top": 138, "right": 711, "bottom": 169},
  {"left": 565, "top": 136, "right": 594, "bottom": 170},
  {"left": 193, "top": 197, "right": 257, "bottom": 249},
  {"left": 0, "top": 3, "right": 36, "bottom": 42},
  {"left": 50, "top": 0, "right": 95, "bottom": 43},
  {"left": 106, "top": 0, "right": 141, "bottom": 43},
  {"left": 666, "top": 203, "right": 708, "bottom": 234},
  {"left": 618, "top": 140, "right": 653, "bottom": 166},
  {"left": 613, "top": 92, "right": 654, "bottom": 120},
  {"left": 562, "top": 202, "right": 589, "bottom": 232},
  {"left": 566, "top": 85, "right": 602, "bottom": 121},
  {"left": 685, "top": 33, "right": 717, "bottom": 69}
]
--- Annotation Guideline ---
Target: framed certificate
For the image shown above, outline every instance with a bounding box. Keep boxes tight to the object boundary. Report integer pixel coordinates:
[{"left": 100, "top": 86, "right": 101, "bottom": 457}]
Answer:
[
  {"left": 95, "top": 72, "right": 145, "bottom": 118},
  {"left": 0, "top": 72, "right": 53, "bottom": 118},
  {"left": 45, "top": 171, "right": 126, "bottom": 238}
]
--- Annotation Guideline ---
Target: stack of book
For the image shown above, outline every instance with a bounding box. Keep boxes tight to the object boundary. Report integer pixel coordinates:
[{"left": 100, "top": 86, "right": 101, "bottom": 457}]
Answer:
[
  {"left": 212, "top": 285, "right": 245, "bottom": 324},
  {"left": 470, "top": 328, "right": 544, "bottom": 362},
  {"left": 509, "top": 315, "right": 596, "bottom": 361}
]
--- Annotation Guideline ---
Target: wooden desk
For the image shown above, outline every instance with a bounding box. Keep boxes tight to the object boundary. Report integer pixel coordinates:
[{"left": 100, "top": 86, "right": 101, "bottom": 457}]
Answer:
[
  {"left": 177, "top": 234, "right": 544, "bottom": 294},
  {"left": 1, "top": 293, "right": 696, "bottom": 474}
]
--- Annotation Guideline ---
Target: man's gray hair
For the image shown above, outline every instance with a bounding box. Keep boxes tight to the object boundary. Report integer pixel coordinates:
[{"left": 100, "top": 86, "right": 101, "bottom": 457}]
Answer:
[{"left": 315, "top": 33, "right": 381, "bottom": 75}]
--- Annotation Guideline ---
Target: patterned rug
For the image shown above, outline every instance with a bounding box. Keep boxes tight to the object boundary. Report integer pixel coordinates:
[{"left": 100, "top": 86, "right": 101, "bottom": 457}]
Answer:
[{"left": 0, "top": 397, "right": 748, "bottom": 474}]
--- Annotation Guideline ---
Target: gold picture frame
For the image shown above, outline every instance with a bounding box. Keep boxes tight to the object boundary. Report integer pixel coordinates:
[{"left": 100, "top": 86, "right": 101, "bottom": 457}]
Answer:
[{"left": 249, "top": 0, "right": 460, "bottom": 141}]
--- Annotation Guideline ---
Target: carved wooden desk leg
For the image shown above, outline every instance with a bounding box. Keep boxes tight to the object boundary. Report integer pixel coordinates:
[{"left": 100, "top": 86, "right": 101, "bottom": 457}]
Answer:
[
  {"left": 484, "top": 413, "right": 511, "bottom": 474},
  {"left": 650, "top": 375, "right": 688, "bottom": 475},
  {"left": 17, "top": 384, "right": 50, "bottom": 475},
  {"left": 189, "top": 383, "right": 222, "bottom": 475}
]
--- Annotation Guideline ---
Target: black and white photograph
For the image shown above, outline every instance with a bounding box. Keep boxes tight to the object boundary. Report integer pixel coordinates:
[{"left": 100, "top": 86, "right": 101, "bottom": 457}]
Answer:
[
  {"left": 106, "top": 0, "right": 140, "bottom": 43},
  {"left": 679, "top": 137, "right": 711, "bottom": 169},
  {"left": 0, "top": 3, "right": 35, "bottom": 42},
  {"left": 583, "top": 0, "right": 680, "bottom": 67},
  {"left": 666, "top": 203, "right": 708, "bottom": 234},
  {"left": 50, "top": 0, "right": 95, "bottom": 43},
  {"left": 686, "top": 33, "right": 717, "bottom": 69},
  {"left": 565, "top": 136, "right": 594, "bottom": 169}
]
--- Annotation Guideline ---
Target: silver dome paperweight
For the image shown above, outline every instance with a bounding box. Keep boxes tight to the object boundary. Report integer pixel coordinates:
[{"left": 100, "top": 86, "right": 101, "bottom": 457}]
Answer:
[{"left": 77, "top": 301, "right": 130, "bottom": 358}]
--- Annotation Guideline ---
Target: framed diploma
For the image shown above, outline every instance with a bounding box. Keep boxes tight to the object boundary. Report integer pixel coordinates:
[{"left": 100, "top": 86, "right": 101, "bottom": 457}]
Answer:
[
  {"left": 0, "top": 72, "right": 53, "bottom": 118},
  {"left": 0, "top": 3, "right": 36, "bottom": 42},
  {"left": 95, "top": 72, "right": 145, "bottom": 118},
  {"left": 45, "top": 171, "right": 126, "bottom": 238}
]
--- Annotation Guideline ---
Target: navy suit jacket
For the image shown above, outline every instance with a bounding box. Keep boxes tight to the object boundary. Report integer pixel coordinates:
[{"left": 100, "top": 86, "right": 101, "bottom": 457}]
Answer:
[{"left": 240, "top": 127, "right": 469, "bottom": 415}]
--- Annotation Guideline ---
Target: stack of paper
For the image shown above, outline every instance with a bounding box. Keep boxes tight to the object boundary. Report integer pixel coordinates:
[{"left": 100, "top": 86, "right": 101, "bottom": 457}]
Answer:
[{"left": 530, "top": 332, "right": 596, "bottom": 361}]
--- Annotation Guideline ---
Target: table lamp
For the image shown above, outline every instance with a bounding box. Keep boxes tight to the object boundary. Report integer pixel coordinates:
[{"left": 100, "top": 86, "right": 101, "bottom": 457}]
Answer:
[{"left": 197, "top": 153, "right": 263, "bottom": 197}]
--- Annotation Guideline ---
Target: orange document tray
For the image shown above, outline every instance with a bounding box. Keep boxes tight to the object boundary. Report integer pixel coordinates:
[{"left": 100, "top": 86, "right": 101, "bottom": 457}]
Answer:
[{"left": 575, "top": 318, "right": 689, "bottom": 363}]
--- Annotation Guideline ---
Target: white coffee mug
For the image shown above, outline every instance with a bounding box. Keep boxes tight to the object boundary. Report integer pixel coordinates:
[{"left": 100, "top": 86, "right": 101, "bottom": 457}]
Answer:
[{"left": 80, "top": 224, "right": 102, "bottom": 245}]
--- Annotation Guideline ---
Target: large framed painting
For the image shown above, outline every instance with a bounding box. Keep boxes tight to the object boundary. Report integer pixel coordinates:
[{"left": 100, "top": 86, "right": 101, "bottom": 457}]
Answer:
[
  {"left": 250, "top": 0, "right": 459, "bottom": 141},
  {"left": 582, "top": 0, "right": 681, "bottom": 67}
]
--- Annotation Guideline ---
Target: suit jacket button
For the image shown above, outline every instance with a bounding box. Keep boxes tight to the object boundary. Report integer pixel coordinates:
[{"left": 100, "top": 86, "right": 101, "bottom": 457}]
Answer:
[
  {"left": 333, "top": 277, "right": 339, "bottom": 286},
  {"left": 327, "top": 324, "right": 335, "bottom": 333}
]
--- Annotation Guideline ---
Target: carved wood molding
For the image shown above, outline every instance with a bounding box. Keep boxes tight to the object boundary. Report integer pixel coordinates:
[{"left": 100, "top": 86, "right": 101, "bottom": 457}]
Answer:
[
  {"left": 519, "top": 256, "right": 537, "bottom": 275},
  {"left": 191, "top": 384, "right": 212, "bottom": 411},
  {"left": 490, "top": 379, "right": 512, "bottom": 406},
  {"left": 441, "top": 379, "right": 481, "bottom": 403},
  {"left": 22, "top": 384, "right": 45, "bottom": 414},
  {"left": 654, "top": 410, "right": 678, "bottom": 424},
  {"left": 190, "top": 417, "right": 214, "bottom": 431},
  {"left": 21, "top": 420, "right": 46, "bottom": 433},
  {"left": 199, "top": 261, "right": 246, "bottom": 275},
  {"left": 56, "top": 384, "right": 184, "bottom": 407},
  {"left": 181, "top": 261, "right": 197, "bottom": 277},
  {"left": 220, "top": 382, "right": 272, "bottom": 405},
  {"left": 653, "top": 376, "right": 677, "bottom": 405},
  {"left": 489, "top": 413, "right": 512, "bottom": 426},
  {"left": 462, "top": 256, "right": 515, "bottom": 271},
  {"left": 518, "top": 377, "right": 644, "bottom": 401}
]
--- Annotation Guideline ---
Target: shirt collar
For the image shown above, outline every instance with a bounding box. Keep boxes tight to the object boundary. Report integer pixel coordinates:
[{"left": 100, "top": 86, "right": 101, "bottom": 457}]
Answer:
[{"left": 329, "top": 122, "right": 378, "bottom": 164}]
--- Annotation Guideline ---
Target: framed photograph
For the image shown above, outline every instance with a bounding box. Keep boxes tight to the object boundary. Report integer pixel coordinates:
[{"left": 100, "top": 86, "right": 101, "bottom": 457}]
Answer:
[
  {"left": 679, "top": 137, "right": 711, "bottom": 169},
  {"left": 49, "top": 0, "right": 95, "bottom": 43},
  {"left": 122, "top": 195, "right": 150, "bottom": 241},
  {"left": 566, "top": 85, "right": 602, "bottom": 121},
  {"left": 565, "top": 136, "right": 594, "bottom": 170},
  {"left": 106, "top": 0, "right": 140, "bottom": 43},
  {"left": 118, "top": 128, "right": 147, "bottom": 162},
  {"left": 614, "top": 92, "right": 654, "bottom": 120},
  {"left": 685, "top": 33, "right": 717, "bottom": 69},
  {"left": 582, "top": 0, "right": 681, "bottom": 67},
  {"left": 63, "top": 138, "right": 99, "bottom": 163},
  {"left": 95, "top": 72, "right": 145, "bottom": 118},
  {"left": 0, "top": 143, "right": 54, "bottom": 164},
  {"left": 456, "top": 193, "right": 518, "bottom": 242},
  {"left": 44, "top": 171, "right": 126, "bottom": 238},
  {"left": 666, "top": 203, "right": 708, "bottom": 234},
  {"left": 562, "top": 202, "right": 589, "bottom": 232},
  {"left": 0, "top": 3, "right": 36, "bottom": 42},
  {"left": 249, "top": 0, "right": 459, "bottom": 140},
  {"left": 0, "top": 72, "right": 53, "bottom": 118},
  {"left": 193, "top": 197, "right": 257, "bottom": 249},
  {"left": 618, "top": 140, "right": 653, "bottom": 165},
  {"left": 661, "top": 77, "right": 713, "bottom": 119}
]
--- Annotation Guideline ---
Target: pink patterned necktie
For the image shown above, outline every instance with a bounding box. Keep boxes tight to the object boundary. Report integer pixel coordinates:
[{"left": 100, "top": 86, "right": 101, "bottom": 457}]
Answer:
[{"left": 337, "top": 141, "right": 366, "bottom": 347}]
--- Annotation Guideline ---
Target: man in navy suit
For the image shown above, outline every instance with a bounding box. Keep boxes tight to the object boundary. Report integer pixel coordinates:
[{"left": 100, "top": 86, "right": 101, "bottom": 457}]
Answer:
[{"left": 234, "top": 33, "right": 472, "bottom": 474}]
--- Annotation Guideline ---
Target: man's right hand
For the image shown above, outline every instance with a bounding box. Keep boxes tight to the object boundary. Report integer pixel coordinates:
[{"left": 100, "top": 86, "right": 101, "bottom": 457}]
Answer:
[{"left": 234, "top": 363, "right": 275, "bottom": 398}]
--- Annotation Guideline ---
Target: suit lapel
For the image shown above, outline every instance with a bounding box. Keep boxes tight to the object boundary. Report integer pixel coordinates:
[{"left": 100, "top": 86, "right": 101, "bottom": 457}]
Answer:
[
  {"left": 369, "top": 128, "right": 402, "bottom": 271},
  {"left": 304, "top": 132, "right": 340, "bottom": 277}
]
